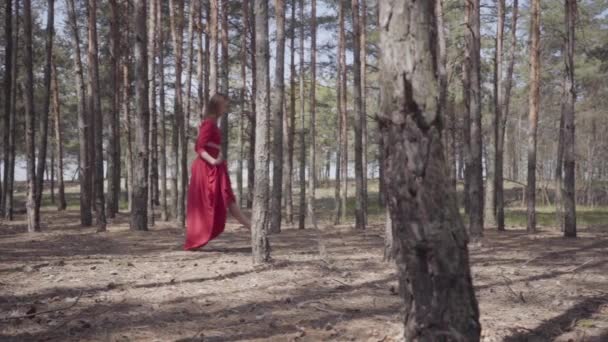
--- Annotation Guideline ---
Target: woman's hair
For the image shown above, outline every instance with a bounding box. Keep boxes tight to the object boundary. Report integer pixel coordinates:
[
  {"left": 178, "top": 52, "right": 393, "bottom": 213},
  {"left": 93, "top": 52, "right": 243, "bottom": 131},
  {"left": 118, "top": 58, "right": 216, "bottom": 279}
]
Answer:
[{"left": 204, "top": 93, "right": 228, "bottom": 118}]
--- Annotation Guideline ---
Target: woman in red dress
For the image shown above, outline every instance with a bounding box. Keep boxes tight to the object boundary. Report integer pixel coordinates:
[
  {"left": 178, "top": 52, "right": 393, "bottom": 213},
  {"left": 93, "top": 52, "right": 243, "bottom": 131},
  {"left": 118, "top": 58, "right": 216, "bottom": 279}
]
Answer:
[{"left": 185, "top": 94, "right": 251, "bottom": 250}]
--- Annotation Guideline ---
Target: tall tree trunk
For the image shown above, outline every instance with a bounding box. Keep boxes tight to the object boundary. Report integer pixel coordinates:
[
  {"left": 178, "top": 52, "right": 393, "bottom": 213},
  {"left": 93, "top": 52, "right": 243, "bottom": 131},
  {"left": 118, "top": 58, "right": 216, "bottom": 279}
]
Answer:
[
  {"left": 352, "top": 0, "right": 366, "bottom": 230},
  {"left": 33, "top": 0, "right": 54, "bottom": 230},
  {"left": 184, "top": 0, "right": 196, "bottom": 146},
  {"left": 334, "top": 0, "right": 345, "bottom": 224},
  {"left": 158, "top": 0, "right": 168, "bottom": 220},
  {"left": 307, "top": 0, "right": 318, "bottom": 230},
  {"left": 123, "top": 30, "right": 134, "bottom": 213},
  {"left": 555, "top": 105, "right": 565, "bottom": 230},
  {"left": 197, "top": 0, "right": 205, "bottom": 123},
  {"left": 23, "top": 0, "right": 37, "bottom": 232},
  {"left": 462, "top": 3, "right": 471, "bottom": 216},
  {"left": 51, "top": 60, "right": 66, "bottom": 210},
  {"left": 238, "top": 0, "right": 249, "bottom": 208},
  {"left": 297, "top": 0, "right": 306, "bottom": 230},
  {"left": 495, "top": 0, "right": 509, "bottom": 232},
  {"left": 107, "top": 0, "right": 121, "bottom": 218},
  {"left": 562, "top": 0, "right": 576, "bottom": 238},
  {"left": 339, "top": 0, "right": 348, "bottom": 222},
  {"left": 4, "top": 0, "right": 19, "bottom": 220},
  {"left": 1, "top": 0, "right": 13, "bottom": 217},
  {"left": 378, "top": 2, "right": 481, "bottom": 339},
  {"left": 467, "top": 0, "right": 483, "bottom": 239},
  {"left": 169, "top": 0, "right": 186, "bottom": 226},
  {"left": 147, "top": 0, "right": 157, "bottom": 226},
  {"left": 284, "top": 0, "right": 296, "bottom": 224},
  {"left": 269, "top": 0, "right": 286, "bottom": 234},
  {"left": 131, "top": 0, "right": 149, "bottom": 231},
  {"left": 527, "top": 0, "right": 541, "bottom": 233},
  {"left": 209, "top": 0, "right": 218, "bottom": 95},
  {"left": 251, "top": 0, "right": 271, "bottom": 264},
  {"left": 87, "top": 0, "right": 107, "bottom": 231},
  {"left": 504, "top": 0, "right": 519, "bottom": 184},
  {"left": 66, "top": 0, "right": 92, "bottom": 226},
  {"left": 246, "top": 0, "right": 256, "bottom": 209},
  {"left": 220, "top": 0, "right": 229, "bottom": 154},
  {"left": 360, "top": 0, "right": 368, "bottom": 219}
]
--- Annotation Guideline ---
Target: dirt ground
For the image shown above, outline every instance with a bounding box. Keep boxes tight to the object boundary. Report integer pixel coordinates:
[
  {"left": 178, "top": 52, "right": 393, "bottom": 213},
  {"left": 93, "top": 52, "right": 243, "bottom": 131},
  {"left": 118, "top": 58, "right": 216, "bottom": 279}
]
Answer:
[{"left": 1, "top": 209, "right": 607, "bottom": 342}]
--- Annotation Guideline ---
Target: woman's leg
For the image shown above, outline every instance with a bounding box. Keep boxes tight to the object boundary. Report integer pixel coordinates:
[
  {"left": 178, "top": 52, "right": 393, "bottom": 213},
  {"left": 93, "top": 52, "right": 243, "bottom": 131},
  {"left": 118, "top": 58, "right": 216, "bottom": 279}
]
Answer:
[{"left": 229, "top": 202, "right": 251, "bottom": 230}]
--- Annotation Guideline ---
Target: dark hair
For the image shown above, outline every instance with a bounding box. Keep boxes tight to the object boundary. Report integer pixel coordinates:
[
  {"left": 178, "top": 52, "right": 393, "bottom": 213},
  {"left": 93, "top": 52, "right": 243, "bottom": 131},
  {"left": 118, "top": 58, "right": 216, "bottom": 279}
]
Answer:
[{"left": 204, "top": 93, "right": 228, "bottom": 118}]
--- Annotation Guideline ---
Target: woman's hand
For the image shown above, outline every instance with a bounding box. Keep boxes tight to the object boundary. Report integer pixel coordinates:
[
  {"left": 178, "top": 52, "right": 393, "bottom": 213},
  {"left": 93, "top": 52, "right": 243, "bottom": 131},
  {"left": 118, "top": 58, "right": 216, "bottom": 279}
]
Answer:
[{"left": 213, "top": 151, "right": 224, "bottom": 165}]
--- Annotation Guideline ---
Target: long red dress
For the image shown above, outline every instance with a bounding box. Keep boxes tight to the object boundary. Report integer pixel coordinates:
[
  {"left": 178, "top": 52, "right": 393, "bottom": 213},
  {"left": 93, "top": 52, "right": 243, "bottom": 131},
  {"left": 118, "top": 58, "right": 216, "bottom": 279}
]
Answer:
[{"left": 184, "top": 119, "right": 236, "bottom": 250}]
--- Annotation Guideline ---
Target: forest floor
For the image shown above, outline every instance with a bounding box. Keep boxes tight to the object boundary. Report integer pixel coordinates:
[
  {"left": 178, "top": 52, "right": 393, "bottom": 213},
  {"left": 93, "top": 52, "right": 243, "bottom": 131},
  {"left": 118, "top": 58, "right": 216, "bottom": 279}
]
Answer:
[{"left": 1, "top": 186, "right": 608, "bottom": 341}]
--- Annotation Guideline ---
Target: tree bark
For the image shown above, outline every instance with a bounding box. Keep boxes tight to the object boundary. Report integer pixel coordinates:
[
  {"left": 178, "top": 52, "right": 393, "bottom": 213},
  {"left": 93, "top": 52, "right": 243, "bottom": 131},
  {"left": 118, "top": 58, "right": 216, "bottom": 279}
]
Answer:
[
  {"left": 378, "top": 2, "right": 481, "bottom": 339},
  {"left": 352, "top": 0, "right": 366, "bottom": 230},
  {"left": 284, "top": 0, "right": 296, "bottom": 224},
  {"left": 184, "top": 0, "right": 196, "bottom": 148},
  {"left": 23, "top": 0, "right": 37, "bottom": 232},
  {"left": 562, "top": 0, "right": 576, "bottom": 238},
  {"left": 527, "top": 0, "right": 541, "bottom": 233},
  {"left": 251, "top": 0, "right": 271, "bottom": 263},
  {"left": 307, "top": 0, "right": 318, "bottom": 231},
  {"left": 220, "top": 0, "right": 229, "bottom": 154},
  {"left": 158, "top": 0, "right": 168, "bottom": 221},
  {"left": 504, "top": 0, "right": 519, "bottom": 184},
  {"left": 334, "top": 0, "right": 345, "bottom": 224},
  {"left": 1, "top": 0, "right": 13, "bottom": 217},
  {"left": 238, "top": 0, "right": 249, "bottom": 208},
  {"left": 297, "top": 0, "right": 306, "bottom": 230},
  {"left": 147, "top": 0, "right": 157, "bottom": 226},
  {"left": 87, "top": 0, "right": 107, "bottom": 231},
  {"left": 339, "top": 0, "right": 348, "bottom": 222},
  {"left": 466, "top": 0, "right": 483, "bottom": 239},
  {"left": 108, "top": 0, "right": 121, "bottom": 218},
  {"left": 246, "top": 0, "right": 256, "bottom": 209},
  {"left": 495, "top": 0, "right": 509, "bottom": 232},
  {"left": 269, "top": 0, "right": 286, "bottom": 234},
  {"left": 51, "top": 59, "right": 66, "bottom": 210},
  {"left": 131, "top": 0, "right": 149, "bottom": 231},
  {"left": 209, "top": 0, "right": 218, "bottom": 95},
  {"left": 122, "top": 10, "right": 134, "bottom": 213},
  {"left": 360, "top": 0, "right": 368, "bottom": 221}
]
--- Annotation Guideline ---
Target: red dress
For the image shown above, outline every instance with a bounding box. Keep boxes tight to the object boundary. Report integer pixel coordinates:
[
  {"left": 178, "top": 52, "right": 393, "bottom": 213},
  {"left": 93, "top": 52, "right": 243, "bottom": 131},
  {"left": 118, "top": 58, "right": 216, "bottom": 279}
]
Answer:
[{"left": 184, "top": 119, "right": 236, "bottom": 250}]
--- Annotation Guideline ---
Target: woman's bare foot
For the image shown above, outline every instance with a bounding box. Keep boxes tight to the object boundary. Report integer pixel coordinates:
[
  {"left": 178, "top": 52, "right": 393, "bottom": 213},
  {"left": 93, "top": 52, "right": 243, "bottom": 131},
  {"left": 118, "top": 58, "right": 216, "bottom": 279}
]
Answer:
[{"left": 229, "top": 203, "right": 251, "bottom": 230}]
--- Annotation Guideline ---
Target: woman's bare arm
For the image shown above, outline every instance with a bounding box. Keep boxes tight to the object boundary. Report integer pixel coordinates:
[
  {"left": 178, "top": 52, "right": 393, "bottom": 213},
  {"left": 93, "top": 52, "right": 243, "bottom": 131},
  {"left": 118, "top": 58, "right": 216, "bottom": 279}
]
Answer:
[{"left": 200, "top": 150, "right": 222, "bottom": 165}]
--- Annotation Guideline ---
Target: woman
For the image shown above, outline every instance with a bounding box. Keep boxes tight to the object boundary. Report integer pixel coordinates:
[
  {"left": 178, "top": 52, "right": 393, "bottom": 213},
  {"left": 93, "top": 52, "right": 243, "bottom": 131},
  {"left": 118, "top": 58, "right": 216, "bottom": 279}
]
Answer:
[{"left": 185, "top": 94, "right": 251, "bottom": 250}]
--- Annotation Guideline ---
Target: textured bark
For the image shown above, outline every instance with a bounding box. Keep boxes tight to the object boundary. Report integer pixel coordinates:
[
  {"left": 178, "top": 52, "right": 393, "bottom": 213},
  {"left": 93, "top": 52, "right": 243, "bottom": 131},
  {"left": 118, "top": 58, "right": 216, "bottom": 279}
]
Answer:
[
  {"left": 436, "top": 0, "right": 449, "bottom": 182},
  {"left": 382, "top": 208, "right": 393, "bottom": 262},
  {"left": 339, "top": 0, "right": 348, "bottom": 222},
  {"left": 494, "top": 0, "right": 507, "bottom": 231},
  {"left": 66, "top": 0, "right": 92, "bottom": 226},
  {"left": 122, "top": 13, "right": 134, "bottom": 213},
  {"left": 307, "top": 0, "right": 318, "bottom": 231},
  {"left": 220, "top": 0, "right": 229, "bottom": 154},
  {"left": 297, "top": 0, "right": 306, "bottom": 230},
  {"left": 527, "top": 0, "right": 541, "bottom": 233},
  {"left": 87, "top": 0, "right": 107, "bottom": 231},
  {"left": 504, "top": 0, "right": 519, "bottom": 184},
  {"left": 238, "top": 0, "right": 249, "bottom": 208},
  {"left": 107, "top": 0, "right": 121, "bottom": 218},
  {"left": 562, "top": 0, "right": 577, "bottom": 238},
  {"left": 555, "top": 104, "right": 565, "bottom": 230},
  {"left": 131, "top": 0, "right": 149, "bottom": 231},
  {"left": 334, "top": 0, "right": 345, "bottom": 224},
  {"left": 147, "top": 0, "right": 157, "bottom": 226},
  {"left": 1, "top": 0, "right": 12, "bottom": 217},
  {"left": 51, "top": 60, "right": 66, "bottom": 211},
  {"left": 184, "top": 0, "right": 196, "bottom": 149},
  {"left": 378, "top": 2, "right": 481, "bottom": 339},
  {"left": 251, "top": 0, "right": 271, "bottom": 264},
  {"left": 246, "top": 0, "right": 256, "bottom": 209},
  {"left": 209, "top": 0, "right": 218, "bottom": 95},
  {"left": 169, "top": 0, "right": 186, "bottom": 226},
  {"left": 23, "top": 0, "right": 37, "bottom": 232},
  {"left": 466, "top": 0, "right": 483, "bottom": 239},
  {"left": 284, "top": 0, "right": 296, "bottom": 224},
  {"left": 158, "top": 0, "right": 168, "bottom": 221},
  {"left": 197, "top": 0, "right": 205, "bottom": 123},
  {"left": 269, "top": 0, "right": 286, "bottom": 234},
  {"left": 360, "top": 0, "right": 368, "bottom": 219},
  {"left": 4, "top": 0, "right": 18, "bottom": 220},
  {"left": 352, "top": 0, "right": 366, "bottom": 230}
]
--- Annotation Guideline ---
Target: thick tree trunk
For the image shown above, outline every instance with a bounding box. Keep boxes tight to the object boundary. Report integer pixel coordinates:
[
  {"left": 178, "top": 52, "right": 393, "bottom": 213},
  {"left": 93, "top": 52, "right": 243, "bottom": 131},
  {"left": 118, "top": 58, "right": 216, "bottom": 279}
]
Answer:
[
  {"left": 334, "top": 0, "right": 345, "bottom": 224},
  {"left": 284, "top": 0, "right": 296, "bottom": 224},
  {"left": 66, "top": 0, "right": 92, "bottom": 226},
  {"left": 360, "top": 0, "right": 368, "bottom": 215},
  {"left": 527, "top": 0, "right": 541, "bottom": 233},
  {"left": 251, "top": 0, "right": 271, "bottom": 263},
  {"left": 339, "top": 0, "right": 348, "bottom": 222},
  {"left": 269, "top": 0, "right": 286, "bottom": 234},
  {"left": 147, "top": 0, "right": 157, "bottom": 226},
  {"left": 378, "top": 2, "right": 481, "bottom": 339},
  {"left": 495, "top": 0, "right": 509, "bottom": 232},
  {"left": 307, "top": 0, "right": 318, "bottom": 230},
  {"left": 23, "top": 0, "right": 37, "bottom": 232},
  {"left": 220, "top": 0, "right": 229, "bottom": 154},
  {"left": 123, "top": 28, "right": 134, "bottom": 213},
  {"left": 107, "top": 0, "right": 121, "bottom": 218},
  {"left": 51, "top": 60, "right": 66, "bottom": 210},
  {"left": 158, "top": 0, "right": 168, "bottom": 221},
  {"left": 247, "top": 0, "right": 256, "bottom": 209},
  {"left": 4, "top": 0, "right": 19, "bottom": 220},
  {"left": 1, "top": 0, "right": 12, "bottom": 217},
  {"left": 131, "top": 0, "right": 149, "bottom": 231},
  {"left": 562, "top": 0, "right": 576, "bottom": 238},
  {"left": 238, "top": 0, "right": 249, "bottom": 208},
  {"left": 467, "top": 0, "right": 483, "bottom": 239},
  {"left": 87, "top": 0, "right": 107, "bottom": 231},
  {"left": 352, "top": 0, "right": 366, "bottom": 230},
  {"left": 33, "top": 0, "right": 54, "bottom": 230},
  {"left": 297, "top": 0, "right": 306, "bottom": 230}
]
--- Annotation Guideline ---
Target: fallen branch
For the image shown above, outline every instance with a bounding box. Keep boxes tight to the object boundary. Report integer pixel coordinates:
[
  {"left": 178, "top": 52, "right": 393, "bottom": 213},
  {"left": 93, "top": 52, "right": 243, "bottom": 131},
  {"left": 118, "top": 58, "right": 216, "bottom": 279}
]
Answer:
[{"left": 1, "top": 291, "right": 84, "bottom": 321}]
